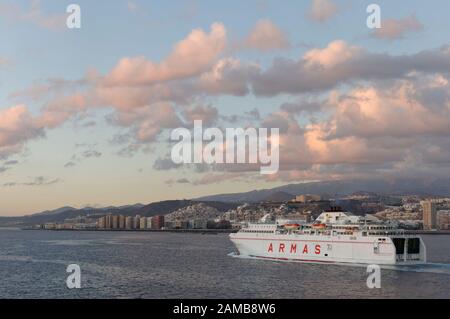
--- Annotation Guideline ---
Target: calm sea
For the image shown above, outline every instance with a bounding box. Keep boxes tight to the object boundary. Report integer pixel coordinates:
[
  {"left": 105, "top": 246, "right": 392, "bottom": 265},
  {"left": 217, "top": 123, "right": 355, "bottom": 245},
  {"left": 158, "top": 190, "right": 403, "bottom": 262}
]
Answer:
[{"left": 0, "top": 228, "right": 449, "bottom": 299}]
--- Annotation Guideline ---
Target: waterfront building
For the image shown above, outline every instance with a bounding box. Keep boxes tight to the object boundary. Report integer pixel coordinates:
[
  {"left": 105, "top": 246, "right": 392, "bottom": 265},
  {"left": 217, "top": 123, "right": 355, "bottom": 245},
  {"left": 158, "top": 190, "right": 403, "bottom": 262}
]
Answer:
[
  {"left": 125, "top": 216, "right": 133, "bottom": 229},
  {"left": 105, "top": 214, "right": 112, "bottom": 229},
  {"left": 146, "top": 217, "right": 153, "bottom": 229},
  {"left": 97, "top": 216, "right": 106, "bottom": 229},
  {"left": 140, "top": 217, "right": 147, "bottom": 229},
  {"left": 152, "top": 215, "right": 165, "bottom": 230},
  {"left": 112, "top": 215, "right": 119, "bottom": 229},
  {"left": 175, "top": 220, "right": 188, "bottom": 229},
  {"left": 134, "top": 215, "right": 141, "bottom": 229},
  {"left": 188, "top": 219, "right": 208, "bottom": 229},
  {"left": 422, "top": 200, "right": 437, "bottom": 230},
  {"left": 164, "top": 221, "right": 175, "bottom": 229},
  {"left": 438, "top": 210, "right": 450, "bottom": 230},
  {"left": 119, "top": 215, "right": 126, "bottom": 229},
  {"left": 44, "top": 223, "right": 56, "bottom": 230}
]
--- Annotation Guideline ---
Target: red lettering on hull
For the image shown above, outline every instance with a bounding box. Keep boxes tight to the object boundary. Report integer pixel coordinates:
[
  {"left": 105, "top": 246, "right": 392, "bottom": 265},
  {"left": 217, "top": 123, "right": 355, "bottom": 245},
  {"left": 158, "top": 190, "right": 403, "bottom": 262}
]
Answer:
[
  {"left": 290, "top": 244, "right": 297, "bottom": 253},
  {"left": 315, "top": 245, "right": 321, "bottom": 255},
  {"left": 303, "top": 244, "right": 308, "bottom": 254}
]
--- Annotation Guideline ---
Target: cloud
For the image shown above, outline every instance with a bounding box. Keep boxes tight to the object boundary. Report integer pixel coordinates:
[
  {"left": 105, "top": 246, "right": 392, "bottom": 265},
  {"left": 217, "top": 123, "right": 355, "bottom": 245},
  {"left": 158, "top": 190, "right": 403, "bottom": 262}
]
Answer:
[
  {"left": 103, "top": 23, "right": 226, "bottom": 86},
  {"left": 153, "top": 157, "right": 182, "bottom": 170},
  {"left": 64, "top": 161, "right": 76, "bottom": 168},
  {"left": 165, "top": 178, "right": 191, "bottom": 185},
  {"left": 82, "top": 150, "right": 102, "bottom": 158},
  {"left": 0, "top": 0, "right": 66, "bottom": 30},
  {"left": 251, "top": 41, "right": 450, "bottom": 96},
  {"left": 371, "top": 15, "right": 423, "bottom": 40},
  {"left": 37, "top": 94, "right": 88, "bottom": 128},
  {"left": 308, "top": 0, "right": 338, "bottom": 22},
  {"left": 0, "top": 105, "right": 44, "bottom": 159},
  {"left": 111, "top": 103, "right": 182, "bottom": 143},
  {"left": 263, "top": 74, "right": 450, "bottom": 179},
  {"left": 182, "top": 105, "right": 219, "bottom": 126},
  {"left": 197, "top": 58, "right": 259, "bottom": 96},
  {"left": 244, "top": 19, "right": 289, "bottom": 51},
  {"left": 303, "top": 40, "right": 362, "bottom": 68},
  {"left": 3, "top": 176, "right": 60, "bottom": 187}
]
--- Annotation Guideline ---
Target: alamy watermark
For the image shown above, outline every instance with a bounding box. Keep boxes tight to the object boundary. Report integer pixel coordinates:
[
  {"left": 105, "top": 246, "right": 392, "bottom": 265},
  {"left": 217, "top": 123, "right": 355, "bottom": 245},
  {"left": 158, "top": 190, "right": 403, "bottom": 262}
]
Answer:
[
  {"left": 66, "top": 4, "right": 81, "bottom": 29},
  {"left": 366, "top": 264, "right": 381, "bottom": 289},
  {"left": 366, "top": 4, "right": 381, "bottom": 29},
  {"left": 66, "top": 264, "right": 81, "bottom": 289},
  {"left": 170, "top": 120, "right": 279, "bottom": 174}
]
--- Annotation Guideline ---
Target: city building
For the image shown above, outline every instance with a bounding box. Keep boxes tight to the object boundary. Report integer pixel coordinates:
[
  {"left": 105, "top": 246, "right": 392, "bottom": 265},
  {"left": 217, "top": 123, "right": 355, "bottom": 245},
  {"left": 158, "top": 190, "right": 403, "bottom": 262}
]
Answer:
[
  {"left": 105, "top": 214, "right": 112, "bottom": 229},
  {"left": 422, "top": 200, "right": 437, "bottom": 230},
  {"left": 152, "top": 215, "right": 165, "bottom": 230},
  {"left": 112, "top": 215, "right": 119, "bottom": 229},
  {"left": 119, "top": 215, "right": 126, "bottom": 229},
  {"left": 438, "top": 210, "right": 450, "bottom": 230},
  {"left": 294, "top": 194, "right": 323, "bottom": 203},
  {"left": 146, "top": 217, "right": 153, "bottom": 229},
  {"left": 125, "top": 216, "right": 133, "bottom": 229},
  {"left": 139, "top": 217, "right": 147, "bottom": 229},
  {"left": 133, "top": 215, "right": 141, "bottom": 229},
  {"left": 97, "top": 216, "right": 106, "bottom": 229},
  {"left": 188, "top": 219, "right": 208, "bottom": 229}
]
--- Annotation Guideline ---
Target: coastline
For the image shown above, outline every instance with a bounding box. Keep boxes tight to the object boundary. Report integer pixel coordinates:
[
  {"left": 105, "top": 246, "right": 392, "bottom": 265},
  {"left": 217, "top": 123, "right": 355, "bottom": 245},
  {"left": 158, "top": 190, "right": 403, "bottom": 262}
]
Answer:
[{"left": 20, "top": 227, "right": 238, "bottom": 234}]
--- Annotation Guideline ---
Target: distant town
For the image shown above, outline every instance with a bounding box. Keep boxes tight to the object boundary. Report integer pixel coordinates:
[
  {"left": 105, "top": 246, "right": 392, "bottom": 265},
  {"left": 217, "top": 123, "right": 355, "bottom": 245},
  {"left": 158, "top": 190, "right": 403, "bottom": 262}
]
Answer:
[{"left": 25, "top": 192, "right": 450, "bottom": 232}]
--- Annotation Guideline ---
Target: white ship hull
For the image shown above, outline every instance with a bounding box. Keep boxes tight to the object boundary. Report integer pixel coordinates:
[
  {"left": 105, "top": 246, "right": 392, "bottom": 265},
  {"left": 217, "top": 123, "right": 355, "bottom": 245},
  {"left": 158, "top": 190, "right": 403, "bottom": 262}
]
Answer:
[{"left": 230, "top": 233, "right": 427, "bottom": 265}]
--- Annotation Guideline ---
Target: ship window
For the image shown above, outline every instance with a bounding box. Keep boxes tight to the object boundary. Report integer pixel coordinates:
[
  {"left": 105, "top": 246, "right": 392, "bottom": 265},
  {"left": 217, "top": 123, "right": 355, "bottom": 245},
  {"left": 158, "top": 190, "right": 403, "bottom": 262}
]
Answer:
[
  {"left": 393, "top": 238, "right": 405, "bottom": 254},
  {"left": 407, "top": 238, "right": 420, "bottom": 254}
]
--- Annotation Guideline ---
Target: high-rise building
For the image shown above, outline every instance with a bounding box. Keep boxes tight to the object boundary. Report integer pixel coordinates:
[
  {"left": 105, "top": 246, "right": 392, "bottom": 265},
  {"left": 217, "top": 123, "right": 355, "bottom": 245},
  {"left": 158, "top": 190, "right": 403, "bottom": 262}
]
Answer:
[
  {"left": 139, "top": 217, "right": 147, "bottom": 229},
  {"left": 422, "top": 200, "right": 437, "bottom": 230},
  {"left": 105, "top": 214, "right": 112, "bottom": 229},
  {"left": 151, "top": 215, "right": 165, "bottom": 230},
  {"left": 125, "top": 216, "right": 133, "bottom": 229},
  {"left": 97, "top": 216, "right": 106, "bottom": 229},
  {"left": 438, "top": 210, "right": 450, "bottom": 230},
  {"left": 119, "top": 215, "right": 126, "bottom": 229},
  {"left": 112, "top": 215, "right": 119, "bottom": 229},
  {"left": 146, "top": 217, "right": 153, "bottom": 229},
  {"left": 134, "top": 215, "right": 141, "bottom": 229}
]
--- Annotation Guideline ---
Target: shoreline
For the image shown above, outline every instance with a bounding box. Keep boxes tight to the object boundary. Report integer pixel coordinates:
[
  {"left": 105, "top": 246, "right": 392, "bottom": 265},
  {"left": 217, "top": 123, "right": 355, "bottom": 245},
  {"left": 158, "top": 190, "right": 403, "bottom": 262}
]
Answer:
[
  {"left": 18, "top": 228, "right": 450, "bottom": 235},
  {"left": 20, "top": 228, "right": 238, "bottom": 234}
]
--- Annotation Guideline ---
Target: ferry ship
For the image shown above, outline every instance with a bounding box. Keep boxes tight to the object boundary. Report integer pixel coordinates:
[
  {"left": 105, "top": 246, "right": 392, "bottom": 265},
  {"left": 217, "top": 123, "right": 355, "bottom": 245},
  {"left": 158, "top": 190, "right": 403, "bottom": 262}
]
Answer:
[{"left": 229, "top": 208, "right": 426, "bottom": 265}]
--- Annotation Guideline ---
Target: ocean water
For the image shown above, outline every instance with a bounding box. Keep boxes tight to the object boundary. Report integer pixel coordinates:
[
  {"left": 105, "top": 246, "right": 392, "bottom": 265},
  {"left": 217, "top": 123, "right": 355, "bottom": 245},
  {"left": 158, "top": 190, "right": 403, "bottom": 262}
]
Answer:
[{"left": 0, "top": 228, "right": 449, "bottom": 299}]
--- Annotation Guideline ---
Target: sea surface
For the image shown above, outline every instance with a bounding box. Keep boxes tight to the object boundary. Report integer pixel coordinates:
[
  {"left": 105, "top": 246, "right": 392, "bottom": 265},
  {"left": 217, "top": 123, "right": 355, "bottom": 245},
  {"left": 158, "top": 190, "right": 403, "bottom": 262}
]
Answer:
[{"left": 0, "top": 228, "right": 449, "bottom": 299}]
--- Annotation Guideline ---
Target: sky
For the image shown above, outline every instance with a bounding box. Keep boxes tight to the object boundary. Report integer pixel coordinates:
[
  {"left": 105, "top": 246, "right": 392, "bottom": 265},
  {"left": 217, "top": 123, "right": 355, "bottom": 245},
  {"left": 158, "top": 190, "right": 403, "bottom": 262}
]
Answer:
[{"left": 1, "top": 0, "right": 450, "bottom": 215}]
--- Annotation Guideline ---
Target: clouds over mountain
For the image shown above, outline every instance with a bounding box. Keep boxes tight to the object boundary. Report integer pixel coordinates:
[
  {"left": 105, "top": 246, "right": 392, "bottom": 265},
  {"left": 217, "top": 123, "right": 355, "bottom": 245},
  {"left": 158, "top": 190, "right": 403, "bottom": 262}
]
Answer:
[{"left": 6, "top": 19, "right": 450, "bottom": 184}]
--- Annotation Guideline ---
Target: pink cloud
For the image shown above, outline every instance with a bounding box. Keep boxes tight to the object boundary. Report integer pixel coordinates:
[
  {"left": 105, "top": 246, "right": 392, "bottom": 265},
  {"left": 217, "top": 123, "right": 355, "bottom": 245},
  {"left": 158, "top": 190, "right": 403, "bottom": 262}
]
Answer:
[
  {"left": 308, "top": 0, "right": 338, "bottom": 22},
  {"left": 244, "top": 19, "right": 289, "bottom": 51},
  {"left": 0, "top": 105, "right": 44, "bottom": 158},
  {"left": 104, "top": 23, "right": 226, "bottom": 86}
]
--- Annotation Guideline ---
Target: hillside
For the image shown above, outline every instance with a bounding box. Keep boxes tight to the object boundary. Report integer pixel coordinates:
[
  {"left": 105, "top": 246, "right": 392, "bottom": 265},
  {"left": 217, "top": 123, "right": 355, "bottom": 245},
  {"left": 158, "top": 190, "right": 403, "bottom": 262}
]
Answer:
[
  {"left": 196, "top": 178, "right": 450, "bottom": 203},
  {"left": 0, "top": 200, "right": 238, "bottom": 227}
]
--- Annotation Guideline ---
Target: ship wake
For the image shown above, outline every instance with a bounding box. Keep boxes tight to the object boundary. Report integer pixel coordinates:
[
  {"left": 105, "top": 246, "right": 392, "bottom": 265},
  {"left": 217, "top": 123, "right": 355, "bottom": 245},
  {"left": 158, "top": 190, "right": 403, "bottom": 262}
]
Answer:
[{"left": 228, "top": 252, "right": 450, "bottom": 275}]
